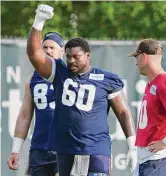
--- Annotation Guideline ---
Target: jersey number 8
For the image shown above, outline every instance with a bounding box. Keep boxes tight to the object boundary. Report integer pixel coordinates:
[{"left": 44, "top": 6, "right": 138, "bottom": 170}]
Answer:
[{"left": 34, "top": 83, "right": 55, "bottom": 109}]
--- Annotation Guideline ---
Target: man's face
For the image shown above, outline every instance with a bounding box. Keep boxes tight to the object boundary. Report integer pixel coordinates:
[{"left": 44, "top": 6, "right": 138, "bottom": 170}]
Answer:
[
  {"left": 42, "top": 40, "right": 63, "bottom": 59},
  {"left": 65, "top": 47, "right": 90, "bottom": 73},
  {"left": 135, "top": 54, "right": 147, "bottom": 75}
]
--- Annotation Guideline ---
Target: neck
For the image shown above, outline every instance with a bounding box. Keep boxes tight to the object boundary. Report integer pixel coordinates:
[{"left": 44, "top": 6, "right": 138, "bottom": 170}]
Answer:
[
  {"left": 79, "top": 65, "right": 91, "bottom": 75},
  {"left": 146, "top": 67, "right": 165, "bottom": 82}
]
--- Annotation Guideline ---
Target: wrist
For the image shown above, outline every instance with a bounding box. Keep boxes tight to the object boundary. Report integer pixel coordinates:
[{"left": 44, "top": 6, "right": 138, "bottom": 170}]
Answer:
[
  {"left": 32, "top": 16, "right": 45, "bottom": 30},
  {"left": 127, "top": 136, "right": 136, "bottom": 149},
  {"left": 12, "top": 137, "right": 24, "bottom": 153},
  {"left": 162, "top": 137, "right": 166, "bottom": 145}
]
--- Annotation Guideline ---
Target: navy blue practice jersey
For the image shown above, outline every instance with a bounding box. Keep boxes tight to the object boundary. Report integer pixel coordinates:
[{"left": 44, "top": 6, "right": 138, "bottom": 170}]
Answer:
[
  {"left": 48, "top": 59, "right": 124, "bottom": 156},
  {"left": 30, "top": 71, "right": 55, "bottom": 150}
]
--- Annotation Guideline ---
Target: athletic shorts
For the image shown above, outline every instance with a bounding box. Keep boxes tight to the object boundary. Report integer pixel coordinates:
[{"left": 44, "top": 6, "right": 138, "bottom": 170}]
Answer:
[
  {"left": 139, "top": 157, "right": 166, "bottom": 176},
  {"left": 56, "top": 153, "right": 111, "bottom": 176},
  {"left": 25, "top": 150, "right": 58, "bottom": 176}
]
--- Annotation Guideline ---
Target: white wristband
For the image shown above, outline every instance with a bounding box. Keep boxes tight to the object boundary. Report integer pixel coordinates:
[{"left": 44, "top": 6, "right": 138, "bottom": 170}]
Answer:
[
  {"left": 32, "top": 17, "right": 45, "bottom": 31},
  {"left": 162, "top": 137, "right": 166, "bottom": 145},
  {"left": 127, "top": 136, "right": 136, "bottom": 149},
  {"left": 12, "top": 137, "right": 24, "bottom": 153}
]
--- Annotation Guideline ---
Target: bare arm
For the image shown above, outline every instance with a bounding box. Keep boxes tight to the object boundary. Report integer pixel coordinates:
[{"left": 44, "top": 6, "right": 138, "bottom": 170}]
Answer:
[
  {"left": 14, "top": 81, "right": 34, "bottom": 139},
  {"left": 109, "top": 90, "right": 135, "bottom": 138},
  {"left": 27, "top": 27, "right": 52, "bottom": 79},
  {"left": 109, "top": 90, "right": 137, "bottom": 172},
  {"left": 7, "top": 80, "right": 34, "bottom": 169}
]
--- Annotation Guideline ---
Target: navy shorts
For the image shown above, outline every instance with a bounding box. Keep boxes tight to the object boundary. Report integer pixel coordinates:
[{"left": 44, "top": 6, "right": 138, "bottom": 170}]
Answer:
[
  {"left": 139, "top": 157, "right": 166, "bottom": 176},
  {"left": 56, "top": 153, "right": 111, "bottom": 176},
  {"left": 26, "top": 150, "right": 58, "bottom": 176}
]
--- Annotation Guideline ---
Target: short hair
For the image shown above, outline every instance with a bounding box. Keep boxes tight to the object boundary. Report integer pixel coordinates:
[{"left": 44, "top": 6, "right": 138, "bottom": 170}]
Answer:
[{"left": 65, "top": 38, "right": 90, "bottom": 53}]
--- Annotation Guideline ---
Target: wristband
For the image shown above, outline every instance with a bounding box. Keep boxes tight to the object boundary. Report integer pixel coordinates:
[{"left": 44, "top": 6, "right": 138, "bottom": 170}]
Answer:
[
  {"left": 127, "top": 136, "right": 136, "bottom": 149},
  {"left": 32, "top": 17, "right": 45, "bottom": 31},
  {"left": 12, "top": 137, "right": 24, "bottom": 153}
]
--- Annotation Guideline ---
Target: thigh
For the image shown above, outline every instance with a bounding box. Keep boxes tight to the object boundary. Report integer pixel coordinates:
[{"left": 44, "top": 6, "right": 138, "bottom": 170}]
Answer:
[
  {"left": 27, "top": 163, "right": 57, "bottom": 176},
  {"left": 56, "top": 153, "right": 74, "bottom": 176},
  {"left": 158, "top": 157, "right": 166, "bottom": 176},
  {"left": 88, "top": 155, "right": 111, "bottom": 176},
  {"left": 139, "top": 158, "right": 166, "bottom": 176}
]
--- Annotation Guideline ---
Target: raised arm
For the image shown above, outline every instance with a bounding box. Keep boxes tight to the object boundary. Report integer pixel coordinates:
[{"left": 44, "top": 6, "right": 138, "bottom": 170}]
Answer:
[
  {"left": 27, "top": 4, "right": 54, "bottom": 78},
  {"left": 7, "top": 79, "right": 34, "bottom": 170}
]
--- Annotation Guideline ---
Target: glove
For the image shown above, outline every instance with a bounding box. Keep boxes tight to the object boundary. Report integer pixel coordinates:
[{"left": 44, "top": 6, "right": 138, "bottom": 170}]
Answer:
[
  {"left": 32, "top": 4, "right": 54, "bottom": 30},
  {"left": 7, "top": 153, "right": 19, "bottom": 170},
  {"left": 126, "top": 136, "right": 137, "bottom": 173}
]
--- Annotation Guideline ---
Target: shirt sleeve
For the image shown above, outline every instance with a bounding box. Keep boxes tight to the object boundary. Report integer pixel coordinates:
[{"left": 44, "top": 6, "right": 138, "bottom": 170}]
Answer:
[
  {"left": 47, "top": 58, "right": 67, "bottom": 83},
  {"left": 27, "top": 72, "right": 34, "bottom": 83},
  {"left": 47, "top": 58, "right": 56, "bottom": 83},
  {"left": 158, "top": 79, "right": 166, "bottom": 110},
  {"left": 106, "top": 73, "right": 124, "bottom": 100}
]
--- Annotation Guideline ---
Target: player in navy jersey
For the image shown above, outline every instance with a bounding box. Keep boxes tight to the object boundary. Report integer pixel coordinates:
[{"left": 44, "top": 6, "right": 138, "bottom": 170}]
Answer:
[
  {"left": 128, "top": 39, "right": 166, "bottom": 176},
  {"left": 26, "top": 4, "right": 137, "bottom": 176},
  {"left": 7, "top": 32, "right": 64, "bottom": 176}
]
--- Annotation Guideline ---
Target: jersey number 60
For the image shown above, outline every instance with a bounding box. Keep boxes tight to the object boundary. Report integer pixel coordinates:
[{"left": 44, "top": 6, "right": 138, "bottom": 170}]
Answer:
[{"left": 62, "top": 78, "right": 96, "bottom": 111}]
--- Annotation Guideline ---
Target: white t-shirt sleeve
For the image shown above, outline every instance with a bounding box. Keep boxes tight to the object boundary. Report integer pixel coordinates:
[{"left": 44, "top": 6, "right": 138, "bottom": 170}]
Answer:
[
  {"left": 47, "top": 58, "right": 56, "bottom": 83},
  {"left": 108, "top": 90, "right": 122, "bottom": 100}
]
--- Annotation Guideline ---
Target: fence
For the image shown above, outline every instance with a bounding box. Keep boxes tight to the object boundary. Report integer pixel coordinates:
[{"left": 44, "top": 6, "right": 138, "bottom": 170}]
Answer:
[{"left": 1, "top": 39, "right": 166, "bottom": 176}]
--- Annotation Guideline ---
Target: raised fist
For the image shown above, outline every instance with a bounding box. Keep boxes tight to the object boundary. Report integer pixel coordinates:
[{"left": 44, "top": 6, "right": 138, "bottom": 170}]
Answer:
[
  {"left": 35, "top": 4, "right": 54, "bottom": 20},
  {"left": 33, "top": 4, "right": 54, "bottom": 30}
]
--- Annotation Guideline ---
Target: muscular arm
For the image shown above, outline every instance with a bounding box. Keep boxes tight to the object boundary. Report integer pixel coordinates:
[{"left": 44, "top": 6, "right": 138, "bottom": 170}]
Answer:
[
  {"left": 27, "top": 28, "right": 53, "bottom": 79},
  {"left": 14, "top": 81, "right": 34, "bottom": 139},
  {"left": 109, "top": 90, "right": 135, "bottom": 138},
  {"left": 8, "top": 80, "right": 34, "bottom": 169}
]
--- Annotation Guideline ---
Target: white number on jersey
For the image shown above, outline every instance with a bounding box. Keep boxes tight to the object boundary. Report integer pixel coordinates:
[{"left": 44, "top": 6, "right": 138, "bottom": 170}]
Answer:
[
  {"left": 34, "top": 83, "right": 55, "bottom": 109},
  {"left": 62, "top": 78, "right": 96, "bottom": 111},
  {"left": 138, "top": 100, "right": 148, "bottom": 129}
]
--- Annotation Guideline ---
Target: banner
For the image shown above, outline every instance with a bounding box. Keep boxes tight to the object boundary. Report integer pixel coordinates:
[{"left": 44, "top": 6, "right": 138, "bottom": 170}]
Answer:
[{"left": 1, "top": 39, "right": 166, "bottom": 176}]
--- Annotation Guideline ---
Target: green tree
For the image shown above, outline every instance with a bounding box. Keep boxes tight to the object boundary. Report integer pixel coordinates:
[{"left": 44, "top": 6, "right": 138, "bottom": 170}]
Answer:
[{"left": 2, "top": 1, "right": 166, "bottom": 40}]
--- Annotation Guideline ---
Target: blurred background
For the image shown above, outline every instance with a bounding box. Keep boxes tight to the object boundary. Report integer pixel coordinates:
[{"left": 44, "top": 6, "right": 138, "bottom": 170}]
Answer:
[{"left": 1, "top": 1, "right": 166, "bottom": 176}]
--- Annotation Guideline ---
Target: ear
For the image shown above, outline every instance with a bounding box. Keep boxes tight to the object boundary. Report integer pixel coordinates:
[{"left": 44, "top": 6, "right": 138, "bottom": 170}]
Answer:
[
  {"left": 59, "top": 47, "right": 64, "bottom": 59},
  {"left": 61, "top": 47, "right": 64, "bottom": 54},
  {"left": 143, "top": 53, "right": 148, "bottom": 62},
  {"left": 86, "top": 52, "right": 90, "bottom": 58}
]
